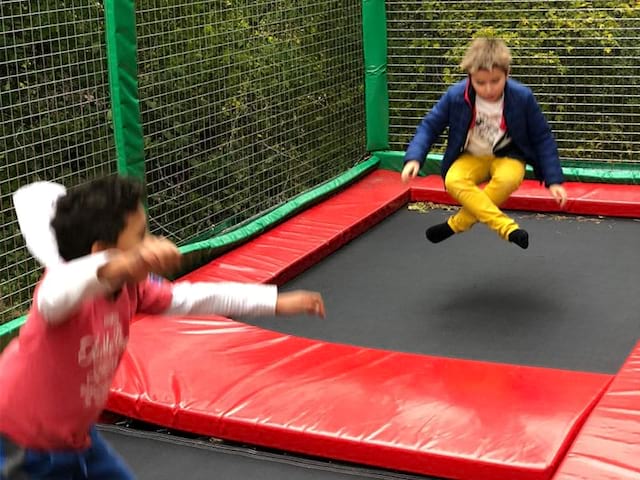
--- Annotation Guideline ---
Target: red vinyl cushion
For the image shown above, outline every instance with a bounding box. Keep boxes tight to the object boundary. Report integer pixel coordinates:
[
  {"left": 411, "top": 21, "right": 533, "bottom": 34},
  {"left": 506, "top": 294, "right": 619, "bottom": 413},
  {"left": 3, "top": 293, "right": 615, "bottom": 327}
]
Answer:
[
  {"left": 107, "top": 169, "right": 640, "bottom": 479},
  {"left": 410, "top": 174, "right": 640, "bottom": 218},
  {"left": 180, "top": 170, "right": 408, "bottom": 285},
  {"left": 552, "top": 341, "right": 640, "bottom": 480},
  {"left": 111, "top": 315, "right": 610, "bottom": 480}
]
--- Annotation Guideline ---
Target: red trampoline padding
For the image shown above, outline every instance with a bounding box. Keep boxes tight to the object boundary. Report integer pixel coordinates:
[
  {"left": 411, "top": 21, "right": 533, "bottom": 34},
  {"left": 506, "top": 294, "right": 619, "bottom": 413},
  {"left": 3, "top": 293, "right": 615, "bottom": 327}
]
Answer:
[
  {"left": 109, "top": 316, "right": 610, "bottom": 480},
  {"left": 106, "top": 170, "right": 616, "bottom": 480},
  {"left": 552, "top": 341, "right": 640, "bottom": 480},
  {"left": 180, "top": 169, "right": 409, "bottom": 285},
  {"left": 410, "top": 175, "right": 640, "bottom": 218}
]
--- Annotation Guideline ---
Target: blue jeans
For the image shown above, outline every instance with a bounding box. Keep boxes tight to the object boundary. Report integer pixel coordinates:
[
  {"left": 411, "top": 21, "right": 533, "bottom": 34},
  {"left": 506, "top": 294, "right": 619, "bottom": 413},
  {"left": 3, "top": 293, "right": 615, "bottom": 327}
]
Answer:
[{"left": 0, "top": 427, "right": 134, "bottom": 479}]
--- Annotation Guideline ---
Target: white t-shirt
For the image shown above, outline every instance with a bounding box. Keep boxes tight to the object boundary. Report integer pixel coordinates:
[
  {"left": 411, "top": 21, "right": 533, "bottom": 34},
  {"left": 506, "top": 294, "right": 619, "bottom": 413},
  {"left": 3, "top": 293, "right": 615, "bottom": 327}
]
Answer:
[{"left": 465, "top": 95, "right": 511, "bottom": 157}]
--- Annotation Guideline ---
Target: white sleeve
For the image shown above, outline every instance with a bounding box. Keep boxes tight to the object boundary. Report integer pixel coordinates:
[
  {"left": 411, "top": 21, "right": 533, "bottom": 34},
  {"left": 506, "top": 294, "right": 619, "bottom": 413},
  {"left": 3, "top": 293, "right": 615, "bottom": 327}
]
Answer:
[
  {"left": 37, "top": 252, "right": 114, "bottom": 325},
  {"left": 165, "top": 282, "right": 278, "bottom": 317}
]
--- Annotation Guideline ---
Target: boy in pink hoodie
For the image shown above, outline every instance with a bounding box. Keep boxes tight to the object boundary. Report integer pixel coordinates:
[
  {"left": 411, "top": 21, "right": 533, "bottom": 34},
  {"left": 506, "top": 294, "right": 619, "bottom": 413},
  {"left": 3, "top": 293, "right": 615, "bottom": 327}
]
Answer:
[{"left": 0, "top": 176, "right": 325, "bottom": 479}]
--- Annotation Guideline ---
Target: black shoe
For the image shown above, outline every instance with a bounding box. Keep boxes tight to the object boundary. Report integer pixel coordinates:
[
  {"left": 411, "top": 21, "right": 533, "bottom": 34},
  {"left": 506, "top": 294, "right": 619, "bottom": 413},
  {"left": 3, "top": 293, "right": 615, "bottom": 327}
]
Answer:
[
  {"left": 508, "top": 229, "right": 529, "bottom": 249},
  {"left": 426, "top": 222, "right": 455, "bottom": 243}
]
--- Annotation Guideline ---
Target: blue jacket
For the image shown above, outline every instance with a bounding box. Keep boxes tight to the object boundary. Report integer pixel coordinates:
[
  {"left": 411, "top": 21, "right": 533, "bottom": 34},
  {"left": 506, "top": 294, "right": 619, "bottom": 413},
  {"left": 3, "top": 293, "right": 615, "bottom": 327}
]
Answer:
[{"left": 404, "top": 78, "right": 564, "bottom": 186}]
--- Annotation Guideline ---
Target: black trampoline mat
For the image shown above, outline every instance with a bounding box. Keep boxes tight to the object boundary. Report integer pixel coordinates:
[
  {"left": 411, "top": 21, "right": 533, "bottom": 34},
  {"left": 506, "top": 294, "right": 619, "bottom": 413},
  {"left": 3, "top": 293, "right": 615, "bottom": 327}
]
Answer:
[
  {"left": 101, "top": 425, "right": 435, "bottom": 480},
  {"left": 247, "top": 207, "right": 640, "bottom": 374}
]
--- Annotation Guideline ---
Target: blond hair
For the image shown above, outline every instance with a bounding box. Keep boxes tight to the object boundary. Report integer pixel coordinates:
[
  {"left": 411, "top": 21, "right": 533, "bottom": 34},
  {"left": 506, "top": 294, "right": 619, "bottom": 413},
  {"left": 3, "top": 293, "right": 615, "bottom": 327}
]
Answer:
[{"left": 460, "top": 37, "right": 512, "bottom": 74}]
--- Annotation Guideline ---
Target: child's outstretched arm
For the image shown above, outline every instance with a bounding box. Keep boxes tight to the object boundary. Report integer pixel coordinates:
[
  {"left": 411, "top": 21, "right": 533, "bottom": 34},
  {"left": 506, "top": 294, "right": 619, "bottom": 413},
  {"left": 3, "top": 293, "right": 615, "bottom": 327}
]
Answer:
[
  {"left": 163, "top": 282, "right": 325, "bottom": 319},
  {"left": 524, "top": 93, "right": 567, "bottom": 208},
  {"left": 106, "top": 237, "right": 326, "bottom": 320}
]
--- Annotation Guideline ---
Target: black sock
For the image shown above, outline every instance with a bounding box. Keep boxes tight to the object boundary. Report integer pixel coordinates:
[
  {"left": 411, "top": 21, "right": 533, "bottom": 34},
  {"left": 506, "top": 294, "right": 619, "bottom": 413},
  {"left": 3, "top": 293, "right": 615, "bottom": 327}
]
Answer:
[
  {"left": 426, "top": 222, "right": 455, "bottom": 243},
  {"left": 508, "top": 229, "right": 529, "bottom": 249}
]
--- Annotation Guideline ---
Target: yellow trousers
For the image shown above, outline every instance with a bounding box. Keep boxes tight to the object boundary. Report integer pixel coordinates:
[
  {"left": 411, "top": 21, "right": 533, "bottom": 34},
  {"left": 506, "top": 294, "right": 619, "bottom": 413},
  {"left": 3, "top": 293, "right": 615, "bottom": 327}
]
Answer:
[{"left": 444, "top": 154, "right": 525, "bottom": 240}]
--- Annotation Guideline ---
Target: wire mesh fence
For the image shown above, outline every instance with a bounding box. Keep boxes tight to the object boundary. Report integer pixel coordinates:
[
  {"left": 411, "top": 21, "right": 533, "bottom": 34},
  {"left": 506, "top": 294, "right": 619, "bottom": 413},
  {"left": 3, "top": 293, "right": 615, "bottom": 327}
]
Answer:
[
  {"left": 3, "top": 0, "right": 638, "bottom": 326},
  {"left": 0, "top": 0, "right": 365, "bottom": 324},
  {"left": 137, "top": 0, "right": 366, "bottom": 244},
  {"left": 0, "top": 0, "right": 115, "bottom": 323},
  {"left": 386, "top": 0, "right": 640, "bottom": 166}
]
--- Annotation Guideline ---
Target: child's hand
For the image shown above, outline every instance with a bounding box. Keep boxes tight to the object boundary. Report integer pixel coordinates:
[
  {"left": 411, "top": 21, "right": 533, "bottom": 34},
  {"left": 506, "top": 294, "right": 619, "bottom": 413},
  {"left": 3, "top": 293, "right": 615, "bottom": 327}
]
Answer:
[
  {"left": 548, "top": 184, "right": 568, "bottom": 208},
  {"left": 276, "top": 290, "right": 325, "bottom": 318},
  {"left": 136, "top": 236, "right": 182, "bottom": 277},
  {"left": 99, "top": 236, "right": 181, "bottom": 288},
  {"left": 401, "top": 161, "right": 420, "bottom": 183}
]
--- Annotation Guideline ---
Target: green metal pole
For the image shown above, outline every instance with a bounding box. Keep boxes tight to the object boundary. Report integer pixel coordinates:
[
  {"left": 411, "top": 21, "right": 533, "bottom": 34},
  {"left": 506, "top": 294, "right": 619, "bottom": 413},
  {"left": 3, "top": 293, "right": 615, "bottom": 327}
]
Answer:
[
  {"left": 2, "top": 0, "right": 146, "bottom": 349},
  {"left": 104, "top": 0, "right": 145, "bottom": 181},
  {"left": 362, "top": 0, "right": 389, "bottom": 152}
]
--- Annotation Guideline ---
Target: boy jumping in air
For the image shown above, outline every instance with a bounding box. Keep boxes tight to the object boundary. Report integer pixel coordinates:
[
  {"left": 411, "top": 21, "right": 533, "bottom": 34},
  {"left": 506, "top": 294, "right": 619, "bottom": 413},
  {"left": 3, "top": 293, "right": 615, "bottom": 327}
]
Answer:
[{"left": 402, "top": 37, "right": 567, "bottom": 249}]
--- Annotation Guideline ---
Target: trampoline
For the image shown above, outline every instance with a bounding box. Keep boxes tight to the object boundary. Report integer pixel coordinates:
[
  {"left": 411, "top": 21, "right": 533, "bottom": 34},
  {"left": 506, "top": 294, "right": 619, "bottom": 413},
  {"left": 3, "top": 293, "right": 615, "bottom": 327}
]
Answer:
[
  {"left": 248, "top": 206, "right": 640, "bottom": 374},
  {"left": 107, "top": 169, "right": 640, "bottom": 480}
]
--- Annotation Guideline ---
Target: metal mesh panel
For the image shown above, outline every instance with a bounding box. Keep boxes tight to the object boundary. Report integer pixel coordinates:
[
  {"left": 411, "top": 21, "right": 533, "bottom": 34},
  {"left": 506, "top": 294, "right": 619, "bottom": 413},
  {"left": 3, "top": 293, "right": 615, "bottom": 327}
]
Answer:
[
  {"left": 387, "top": 1, "right": 640, "bottom": 166},
  {"left": 137, "top": 0, "right": 366, "bottom": 243},
  {"left": 0, "top": 1, "right": 114, "bottom": 323}
]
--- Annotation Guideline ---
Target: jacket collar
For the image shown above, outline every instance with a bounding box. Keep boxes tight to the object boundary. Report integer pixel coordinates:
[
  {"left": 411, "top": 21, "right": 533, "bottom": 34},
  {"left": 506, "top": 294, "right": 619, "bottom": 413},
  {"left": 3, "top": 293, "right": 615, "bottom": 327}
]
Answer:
[{"left": 463, "top": 76, "right": 475, "bottom": 107}]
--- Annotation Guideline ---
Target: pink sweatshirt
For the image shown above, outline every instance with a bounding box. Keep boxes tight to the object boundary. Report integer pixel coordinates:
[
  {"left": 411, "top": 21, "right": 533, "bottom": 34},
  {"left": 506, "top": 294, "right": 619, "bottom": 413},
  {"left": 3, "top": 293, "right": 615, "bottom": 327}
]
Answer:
[
  {"left": 0, "top": 253, "right": 277, "bottom": 450},
  {"left": 0, "top": 277, "right": 171, "bottom": 450}
]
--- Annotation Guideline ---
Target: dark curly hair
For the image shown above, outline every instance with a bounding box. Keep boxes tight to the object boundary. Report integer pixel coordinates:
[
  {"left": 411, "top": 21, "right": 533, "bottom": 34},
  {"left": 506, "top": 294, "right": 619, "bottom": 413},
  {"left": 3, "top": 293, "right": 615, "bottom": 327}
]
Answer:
[{"left": 51, "top": 176, "right": 144, "bottom": 261}]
